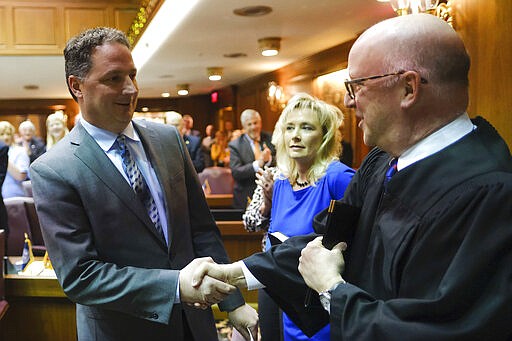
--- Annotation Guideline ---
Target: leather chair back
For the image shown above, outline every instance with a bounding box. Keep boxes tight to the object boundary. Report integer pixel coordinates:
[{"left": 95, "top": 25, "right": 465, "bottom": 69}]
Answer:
[
  {"left": 198, "top": 167, "right": 234, "bottom": 194},
  {"left": 4, "top": 197, "right": 31, "bottom": 256},
  {"left": 4, "top": 197, "right": 46, "bottom": 256}
]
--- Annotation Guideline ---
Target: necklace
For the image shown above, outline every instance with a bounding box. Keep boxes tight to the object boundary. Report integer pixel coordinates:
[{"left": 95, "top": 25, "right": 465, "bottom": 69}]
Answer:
[{"left": 295, "top": 179, "right": 310, "bottom": 188}]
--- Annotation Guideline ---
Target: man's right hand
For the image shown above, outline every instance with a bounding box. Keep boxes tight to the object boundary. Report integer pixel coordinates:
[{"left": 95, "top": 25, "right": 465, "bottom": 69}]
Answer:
[
  {"left": 191, "top": 261, "right": 247, "bottom": 289},
  {"left": 179, "top": 258, "right": 237, "bottom": 306}
]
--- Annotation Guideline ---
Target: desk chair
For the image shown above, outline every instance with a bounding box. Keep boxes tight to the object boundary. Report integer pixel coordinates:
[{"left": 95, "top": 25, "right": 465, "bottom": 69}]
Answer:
[
  {"left": 198, "top": 167, "right": 234, "bottom": 194},
  {"left": 4, "top": 197, "right": 45, "bottom": 256}
]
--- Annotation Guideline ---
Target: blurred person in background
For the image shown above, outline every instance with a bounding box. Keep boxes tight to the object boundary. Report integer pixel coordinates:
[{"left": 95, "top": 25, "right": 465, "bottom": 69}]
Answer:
[
  {"left": 211, "top": 130, "right": 230, "bottom": 167},
  {"left": 166, "top": 111, "right": 205, "bottom": 173},
  {"left": 183, "top": 114, "right": 201, "bottom": 137},
  {"left": 46, "top": 110, "right": 69, "bottom": 149},
  {"left": 229, "top": 109, "right": 275, "bottom": 209},
  {"left": 201, "top": 124, "right": 215, "bottom": 168},
  {"left": 18, "top": 120, "right": 46, "bottom": 164},
  {"left": 0, "top": 121, "right": 30, "bottom": 198}
]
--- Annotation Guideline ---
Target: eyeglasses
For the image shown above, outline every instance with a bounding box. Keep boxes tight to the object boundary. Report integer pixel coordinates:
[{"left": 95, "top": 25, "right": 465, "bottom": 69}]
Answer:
[{"left": 344, "top": 71, "right": 427, "bottom": 100}]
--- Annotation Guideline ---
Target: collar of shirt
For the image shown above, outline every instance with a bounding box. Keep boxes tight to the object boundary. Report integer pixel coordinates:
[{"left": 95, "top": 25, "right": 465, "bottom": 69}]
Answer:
[
  {"left": 397, "top": 113, "right": 475, "bottom": 171},
  {"left": 79, "top": 119, "right": 140, "bottom": 151},
  {"left": 245, "top": 133, "right": 260, "bottom": 147}
]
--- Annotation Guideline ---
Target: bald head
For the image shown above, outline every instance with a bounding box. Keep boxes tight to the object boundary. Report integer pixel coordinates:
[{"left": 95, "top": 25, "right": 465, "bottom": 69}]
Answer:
[
  {"left": 353, "top": 14, "right": 469, "bottom": 89},
  {"left": 346, "top": 14, "right": 471, "bottom": 156}
]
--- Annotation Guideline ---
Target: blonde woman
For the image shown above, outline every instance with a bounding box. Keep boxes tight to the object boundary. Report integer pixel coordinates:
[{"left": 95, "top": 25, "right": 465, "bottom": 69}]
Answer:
[
  {"left": 248, "top": 93, "right": 355, "bottom": 341},
  {"left": 46, "top": 111, "right": 69, "bottom": 149},
  {"left": 0, "top": 121, "right": 30, "bottom": 198}
]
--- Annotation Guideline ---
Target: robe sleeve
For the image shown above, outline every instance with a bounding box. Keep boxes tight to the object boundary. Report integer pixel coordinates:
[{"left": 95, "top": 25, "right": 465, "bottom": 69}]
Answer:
[{"left": 328, "top": 178, "right": 512, "bottom": 340}]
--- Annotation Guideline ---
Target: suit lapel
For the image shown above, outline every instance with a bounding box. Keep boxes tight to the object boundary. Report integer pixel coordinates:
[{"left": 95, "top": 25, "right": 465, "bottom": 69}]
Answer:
[{"left": 71, "top": 124, "right": 165, "bottom": 246}]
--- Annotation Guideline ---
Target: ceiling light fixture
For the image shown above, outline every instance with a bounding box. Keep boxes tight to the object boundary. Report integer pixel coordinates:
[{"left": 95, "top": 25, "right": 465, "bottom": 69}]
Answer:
[
  {"left": 177, "top": 84, "right": 189, "bottom": 96},
  {"left": 258, "top": 37, "right": 281, "bottom": 57},
  {"left": 384, "top": 0, "right": 454, "bottom": 27},
  {"left": 161, "top": 92, "right": 170, "bottom": 98},
  {"left": 132, "top": 0, "right": 200, "bottom": 70},
  {"left": 233, "top": 6, "right": 272, "bottom": 17},
  {"left": 207, "top": 67, "right": 223, "bottom": 81}
]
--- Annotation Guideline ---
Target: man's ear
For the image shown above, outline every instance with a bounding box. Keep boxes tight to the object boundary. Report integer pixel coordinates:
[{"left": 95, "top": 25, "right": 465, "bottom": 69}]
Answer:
[
  {"left": 68, "top": 76, "right": 82, "bottom": 99},
  {"left": 401, "top": 71, "right": 421, "bottom": 109}
]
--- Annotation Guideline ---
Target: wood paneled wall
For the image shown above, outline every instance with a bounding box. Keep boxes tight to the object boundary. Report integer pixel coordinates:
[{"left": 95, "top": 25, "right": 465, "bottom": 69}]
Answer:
[
  {"left": 0, "top": 0, "right": 138, "bottom": 55},
  {"left": 456, "top": 0, "right": 512, "bottom": 148},
  {"left": 232, "top": 0, "right": 512, "bottom": 154}
]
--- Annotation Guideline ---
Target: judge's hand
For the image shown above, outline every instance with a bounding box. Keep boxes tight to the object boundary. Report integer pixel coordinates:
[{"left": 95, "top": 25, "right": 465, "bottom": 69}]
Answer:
[
  {"left": 192, "top": 261, "right": 247, "bottom": 289},
  {"left": 298, "top": 237, "right": 347, "bottom": 293},
  {"left": 228, "top": 303, "right": 259, "bottom": 341},
  {"left": 179, "top": 257, "right": 236, "bottom": 307}
]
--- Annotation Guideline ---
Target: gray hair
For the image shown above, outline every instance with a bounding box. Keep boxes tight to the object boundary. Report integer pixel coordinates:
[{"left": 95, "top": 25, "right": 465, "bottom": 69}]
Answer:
[
  {"left": 64, "top": 27, "right": 130, "bottom": 101},
  {"left": 240, "top": 109, "right": 261, "bottom": 126},
  {"left": 19, "top": 120, "right": 36, "bottom": 132}
]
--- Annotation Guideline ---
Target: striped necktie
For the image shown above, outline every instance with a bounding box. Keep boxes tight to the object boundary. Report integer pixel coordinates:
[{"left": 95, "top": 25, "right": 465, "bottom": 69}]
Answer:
[{"left": 116, "top": 135, "right": 164, "bottom": 241}]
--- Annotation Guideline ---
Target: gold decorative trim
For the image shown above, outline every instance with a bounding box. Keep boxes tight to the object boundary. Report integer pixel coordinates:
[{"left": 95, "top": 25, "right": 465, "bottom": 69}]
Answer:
[
  {"left": 126, "top": 0, "right": 162, "bottom": 47},
  {"left": 436, "top": 0, "right": 455, "bottom": 28}
]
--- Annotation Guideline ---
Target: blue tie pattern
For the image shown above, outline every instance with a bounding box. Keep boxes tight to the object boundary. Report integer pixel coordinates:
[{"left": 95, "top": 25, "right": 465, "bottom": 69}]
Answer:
[
  {"left": 384, "top": 158, "right": 398, "bottom": 190},
  {"left": 116, "top": 135, "right": 164, "bottom": 240}
]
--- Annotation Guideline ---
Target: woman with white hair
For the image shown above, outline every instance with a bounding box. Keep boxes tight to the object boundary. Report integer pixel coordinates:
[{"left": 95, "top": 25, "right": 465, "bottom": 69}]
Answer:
[
  {"left": 18, "top": 120, "right": 46, "bottom": 163},
  {"left": 0, "top": 121, "right": 30, "bottom": 198}
]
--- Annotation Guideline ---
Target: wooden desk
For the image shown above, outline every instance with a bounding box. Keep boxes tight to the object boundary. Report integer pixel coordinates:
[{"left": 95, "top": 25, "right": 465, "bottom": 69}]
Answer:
[
  {"left": 0, "top": 222, "right": 262, "bottom": 337},
  {"left": 216, "top": 221, "right": 263, "bottom": 306},
  {"left": 0, "top": 258, "right": 76, "bottom": 341},
  {"left": 206, "top": 194, "right": 233, "bottom": 208}
]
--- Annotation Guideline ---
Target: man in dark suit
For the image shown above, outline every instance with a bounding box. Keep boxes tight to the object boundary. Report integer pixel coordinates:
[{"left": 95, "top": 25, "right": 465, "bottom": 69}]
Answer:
[
  {"left": 30, "top": 27, "right": 257, "bottom": 341},
  {"left": 229, "top": 109, "right": 275, "bottom": 208},
  {"left": 165, "top": 111, "right": 205, "bottom": 173},
  {"left": 0, "top": 140, "right": 8, "bottom": 248}
]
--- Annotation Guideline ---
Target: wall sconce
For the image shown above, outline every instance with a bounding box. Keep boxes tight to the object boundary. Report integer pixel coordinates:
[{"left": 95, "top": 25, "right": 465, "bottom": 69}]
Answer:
[
  {"left": 386, "top": 0, "right": 454, "bottom": 27},
  {"left": 177, "top": 84, "right": 189, "bottom": 96},
  {"left": 259, "top": 37, "right": 281, "bottom": 57},
  {"left": 267, "top": 81, "right": 286, "bottom": 111},
  {"left": 207, "top": 67, "right": 223, "bottom": 81}
]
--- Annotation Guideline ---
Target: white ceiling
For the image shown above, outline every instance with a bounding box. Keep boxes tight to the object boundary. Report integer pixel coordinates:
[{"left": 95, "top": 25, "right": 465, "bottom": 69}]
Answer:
[{"left": 0, "top": 0, "right": 394, "bottom": 100}]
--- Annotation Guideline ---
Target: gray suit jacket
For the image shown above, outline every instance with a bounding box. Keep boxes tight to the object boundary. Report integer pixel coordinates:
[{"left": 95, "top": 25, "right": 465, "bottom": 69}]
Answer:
[
  {"left": 229, "top": 132, "right": 275, "bottom": 208},
  {"left": 30, "top": 120, "right": 243, "bottom": 340}
]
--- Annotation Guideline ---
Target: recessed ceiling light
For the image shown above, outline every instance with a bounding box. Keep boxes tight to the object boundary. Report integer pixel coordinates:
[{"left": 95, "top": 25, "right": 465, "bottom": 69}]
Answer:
[
  {"left": 177, "top": 84, "right": 189, "bottom": 96},
  {"left": 233, "top": 5, "right": 272, "bottom": 17},
  {"left": 161, "top": 92, "right": 171, "bottom": 98}
]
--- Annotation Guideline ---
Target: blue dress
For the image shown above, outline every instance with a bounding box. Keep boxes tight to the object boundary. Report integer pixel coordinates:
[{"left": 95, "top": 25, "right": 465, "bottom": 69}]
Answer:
[{"left": 267, "top": 161, "right": 355, "bottom": 341}]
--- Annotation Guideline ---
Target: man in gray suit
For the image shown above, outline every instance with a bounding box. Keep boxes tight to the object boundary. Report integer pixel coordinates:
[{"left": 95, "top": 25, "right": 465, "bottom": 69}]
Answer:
[
  {"left": 30, "top": 27, "right": 257, "bottom": 341},
  {"left": 229, "top": 109, "right": 275, "bottom": 208}
]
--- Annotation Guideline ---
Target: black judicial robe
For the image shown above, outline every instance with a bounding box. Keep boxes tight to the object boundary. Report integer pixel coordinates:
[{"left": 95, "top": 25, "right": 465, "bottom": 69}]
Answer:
[{"left": 244, "top": 116, "right": 512, "bottom": 340}]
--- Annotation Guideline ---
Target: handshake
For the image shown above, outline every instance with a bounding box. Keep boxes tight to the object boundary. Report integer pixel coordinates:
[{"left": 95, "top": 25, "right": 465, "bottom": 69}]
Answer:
[
  {"left": 179, "top": 258, "right": 256, "bottom": 340},
  {"left": 179, "top": 257, "right": 247, "bottom": 308}
]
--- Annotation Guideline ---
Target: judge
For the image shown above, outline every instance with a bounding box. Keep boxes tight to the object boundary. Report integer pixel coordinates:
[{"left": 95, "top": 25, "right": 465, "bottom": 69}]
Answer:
[{"left": 191, "top": 14, "right": 512, "bottom": 340}]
